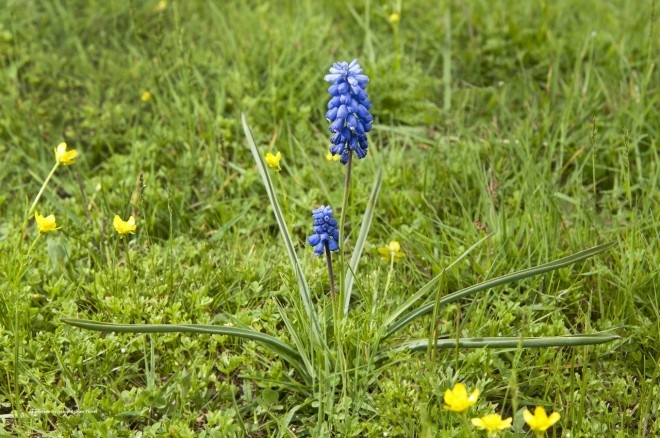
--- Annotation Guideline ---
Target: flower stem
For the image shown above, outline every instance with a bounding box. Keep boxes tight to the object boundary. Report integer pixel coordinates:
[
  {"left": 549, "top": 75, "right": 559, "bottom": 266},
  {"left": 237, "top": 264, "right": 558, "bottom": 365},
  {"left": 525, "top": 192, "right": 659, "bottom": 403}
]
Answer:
[
  {"left": 13, "top": 300, "right": 21, "bottom": 426},
  {"left": 124, "top": 238, "right": 132, "bottom": 267},
  {"left": 324, "top": 244, "right": 335, "bottom": 299},
  {"left": 19, "top": 162, "right": 60, "bottom": 243},
  {"left": 339, "top": 152, "right": 352, "bottom": 234},
  {"left": 28, "top": 163, "right": 59, "bottom": 218},
  {"left": 460, "top": 414, "right": 471, "bottom": 436},
  {"left": 27, "top": 234, "right": 41, "bottom": 257},
  {"left": 383, "top": 254, "right": 395, "bottom": 295},
  {"left": 392, "top": 20, "right": 401, "bottom": 71},
  {"left": 338, "top": 152, "right": 352, "bottom": 314},
  {"left": 443, "top": 8, "right": 452, "bottom": 112}
]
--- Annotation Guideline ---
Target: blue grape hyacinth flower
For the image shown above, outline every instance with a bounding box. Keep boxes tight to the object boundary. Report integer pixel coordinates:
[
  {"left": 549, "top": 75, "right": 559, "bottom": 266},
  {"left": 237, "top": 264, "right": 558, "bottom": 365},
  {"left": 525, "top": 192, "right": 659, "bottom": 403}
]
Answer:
[
  {"left": 307, "top": 206, "right": 340, "bottom": 256},
  {"left": 325, "top": 59, "right": 373, "bottom": 165}
]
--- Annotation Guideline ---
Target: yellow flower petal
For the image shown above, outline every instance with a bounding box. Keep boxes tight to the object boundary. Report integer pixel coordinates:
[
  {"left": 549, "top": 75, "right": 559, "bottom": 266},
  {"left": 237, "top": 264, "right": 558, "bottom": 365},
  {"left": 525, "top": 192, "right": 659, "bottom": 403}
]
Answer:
[
  {"left": 523, "top": 409, "right": 535, "bottom": 423},
  {"left": 471, "top": 413, "right": 512, "bottom": 432},
  {"left": 377, "top": 241, "right": 405, "bottom": 262},
  {"left": 54, "top": 142, "right": 78, "bottom": 166},
  {"left": 113, "top": 215, "right": 137, "bottom": 236},
  {"left": 154, "top": 0, "right": 167, "bottom": 12},
  {"left": 524, "top": 406, "right": 561, "bottom": 432},
  {"left": 141, "top": 90, "right": 152, "bottom": 102},
  {"left": 548, "top": 412, "right": 561, "bottom": 424},
  {"left": 34, "top": 212, "right": 58, "bottom": 233},
  {"left": 265, "top": 151, "right": 281, "bottom": 171},
  {"left": 325, "top": 151, "right": 340, "bottom": 161},
  {"left": 471, "top": 417, "right": 485, "bottom": 428},
  {"left": 443, "top": 383, "right": 479, "bottom": 412},
  {"left": 388, "top": 13, "right": 400, "bottom": 25}
]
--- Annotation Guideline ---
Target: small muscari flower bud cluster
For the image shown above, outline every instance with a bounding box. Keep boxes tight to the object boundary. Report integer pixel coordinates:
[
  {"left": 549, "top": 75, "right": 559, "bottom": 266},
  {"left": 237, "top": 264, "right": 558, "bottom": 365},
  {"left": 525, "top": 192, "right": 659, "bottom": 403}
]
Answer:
[
  {"left": 307, "top": 206, "right": 339, "bottom": 255},
  {"left": 324, "top": 59, "right": 373, "bottom": 164}
]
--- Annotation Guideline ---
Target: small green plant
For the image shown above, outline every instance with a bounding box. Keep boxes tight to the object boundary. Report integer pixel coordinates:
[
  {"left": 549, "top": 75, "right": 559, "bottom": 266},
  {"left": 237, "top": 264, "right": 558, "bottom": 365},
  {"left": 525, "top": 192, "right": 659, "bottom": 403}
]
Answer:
[{"left": 8, "top": 142, "right": 78, "bottom": 423}]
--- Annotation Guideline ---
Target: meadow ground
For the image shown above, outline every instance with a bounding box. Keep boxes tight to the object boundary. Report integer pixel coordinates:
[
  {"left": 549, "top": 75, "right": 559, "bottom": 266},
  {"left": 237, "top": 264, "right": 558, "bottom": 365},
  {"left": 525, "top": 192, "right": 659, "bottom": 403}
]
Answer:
[{"left": 0, "top": 0, "right": 658, "bottom": 436}]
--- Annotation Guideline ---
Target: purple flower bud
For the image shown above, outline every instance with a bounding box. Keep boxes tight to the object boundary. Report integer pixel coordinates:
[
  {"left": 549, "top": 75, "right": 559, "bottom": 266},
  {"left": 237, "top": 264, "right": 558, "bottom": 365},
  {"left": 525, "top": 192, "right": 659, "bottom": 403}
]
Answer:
[{"left": 307, "top": 206, "right": 340, "bottom": 255}]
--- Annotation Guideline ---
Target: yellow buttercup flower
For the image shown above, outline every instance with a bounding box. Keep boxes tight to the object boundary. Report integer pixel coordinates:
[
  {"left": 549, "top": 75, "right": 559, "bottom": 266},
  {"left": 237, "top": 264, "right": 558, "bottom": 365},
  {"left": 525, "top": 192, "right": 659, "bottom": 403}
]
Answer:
[
  {"left": 154, "top": 0, "right": 167, "bottom": 12},
  {"left": 325, "top": 151, "right": 340, "bottom": 161},
  {"left": 265, "top": 151, "right": 281, "bottom": 171},
  {"left": 141, "top": 90, "right": 152, "bottom": 102},
  {"left": 113, "top": 215, "right": 137, "bottom": 236},
  {"left": 471, "top": 413, "right": 512, "bottom": 436},
  {"left": 442, "top": 383, "right": 479, "bottom": 412},
  {"left": 377, "top": 241, "right": 405, "bottom": 262},
  {"left": 34, "top": 212, "right": 58, "bottom": 233},
  {"left": 524, "top": 406, "right": 561, "bottom": 433},
  {"left": 388, "top": 13, "right": 400, "bottom": 25},
  {"left": 54, "top": 142, "right": 78, "bottom": 166}
]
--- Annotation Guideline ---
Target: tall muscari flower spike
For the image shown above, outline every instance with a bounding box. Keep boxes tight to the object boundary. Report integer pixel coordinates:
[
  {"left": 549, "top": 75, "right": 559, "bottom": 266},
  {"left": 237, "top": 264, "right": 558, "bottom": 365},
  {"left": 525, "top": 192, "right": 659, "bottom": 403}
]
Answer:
[
  {"left": 307, "top": 206, "right": 339, "bottom": 255},
  {"left": 324, "top": 59, "right": 373, "bottom": 164}
]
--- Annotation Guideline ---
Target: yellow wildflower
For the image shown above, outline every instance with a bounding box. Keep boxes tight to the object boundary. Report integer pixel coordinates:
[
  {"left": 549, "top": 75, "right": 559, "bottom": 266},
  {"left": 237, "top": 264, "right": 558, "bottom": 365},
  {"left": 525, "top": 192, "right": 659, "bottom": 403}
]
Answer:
[
  {"left": 377, "top": 241, "right": 405, "bottom": 262},
  {"left": 141, "top": 90, "right": 152, "bottom": 102},
  {"left": 442, "top": 383, "right": 479, "bottom": 412},
  {"left": 54, "top": 142, "right": 78, "bottom": 166},
  {"left": 34, "top": 212, "right": 58, "bottom": 233},
  {"left": 388, "top": 13, "right": 401, "bottom": 25},
  {"left": 325, "top": 151, "right": 340, "bottom": 161},
  {"left": 154, "top": 0, "right": 167, "bottom": 12},
  {"left": 471, "top": 413, "right": 512, "bottom": 436},
  {"left": 524, "top": 406, "right": 561, "bottom": 432},
  {"left": 113, "top": 215, "right": 137, "bottom": 235},
  {"left": 265, "top": 151, "right": 281, "bottom": 171}
]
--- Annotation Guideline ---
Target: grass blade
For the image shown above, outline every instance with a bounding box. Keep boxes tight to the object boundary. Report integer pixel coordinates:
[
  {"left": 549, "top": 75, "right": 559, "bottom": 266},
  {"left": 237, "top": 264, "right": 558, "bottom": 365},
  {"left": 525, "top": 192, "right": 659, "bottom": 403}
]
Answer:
[
  {"left": 241, "top": 114, "right": 323, "bottom": 345},
  {"left": 61, "top": 318, "right": 309, "bottom": 379},
  {"left": 385, "top": 241, "right": 615, "bottom": 338},
  {"left": 384, "top": 333, "right": 620, "bottom": 356},
  {"left": 343, "top": 169, "right": 382, "bottom": 317}
]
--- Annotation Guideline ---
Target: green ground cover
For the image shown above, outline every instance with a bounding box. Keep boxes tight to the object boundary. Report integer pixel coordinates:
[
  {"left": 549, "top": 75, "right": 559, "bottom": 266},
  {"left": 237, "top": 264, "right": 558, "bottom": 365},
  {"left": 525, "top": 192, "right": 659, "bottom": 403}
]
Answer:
[{"left": 0, "top": 0, "right": 658, "bottom": 436}]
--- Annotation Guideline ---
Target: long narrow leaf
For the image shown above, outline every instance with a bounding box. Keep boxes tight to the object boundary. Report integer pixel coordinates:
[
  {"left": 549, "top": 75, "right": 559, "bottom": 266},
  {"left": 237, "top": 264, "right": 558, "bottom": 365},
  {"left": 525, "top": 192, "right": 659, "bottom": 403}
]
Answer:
[
  {"left": 276, "top": 303, "right": 315, "bottom": 383},
  {"left": 61, "top": 318, "right": 309, "bottom": 379},
  {"left": 242, "top": 114, "right": 323, "bottom": 345},
  {"left": 385, "top": 242, "right": 615, "bottom": 338},
  {"left": 383, "top": 333, "right": 620, "bottom": 357},
  {"left": 384, "top": 234, "right": 490, "bottom": 326},
  {"left": 343, "top": 170, "right": 382, "bottom": 317}
]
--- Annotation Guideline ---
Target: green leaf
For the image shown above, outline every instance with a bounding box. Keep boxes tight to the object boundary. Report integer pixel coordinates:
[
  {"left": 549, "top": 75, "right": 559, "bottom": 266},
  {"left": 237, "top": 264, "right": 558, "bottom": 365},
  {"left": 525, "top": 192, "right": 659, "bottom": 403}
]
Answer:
[
  {"left": 241, "top": 114, "right": 323, "bottom": 347},
  {"left": 260, "top": 388, "right": 280, "bottom": 405},
  {"left": 61, "top": 318, "right": 309, "bottom": 380},
  {"left": 343, "top": 169, "right": 382, "bottom": 317},
  {"left": 383, "top": 333, "right": 620, "bottom": 357},
  {"left": 277, "top": 403, "right": 304, "bottom": 438},
  {"left": 385, "top": 242, "right": 615, "bottom": 338}
]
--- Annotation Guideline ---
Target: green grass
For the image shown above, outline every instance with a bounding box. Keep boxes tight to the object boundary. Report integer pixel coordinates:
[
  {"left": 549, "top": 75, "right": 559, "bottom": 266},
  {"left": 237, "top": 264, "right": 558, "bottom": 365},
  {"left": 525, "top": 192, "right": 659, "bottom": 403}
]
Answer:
[{"left": 1, "top": 0, "right": 658, "bottom": 436}]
